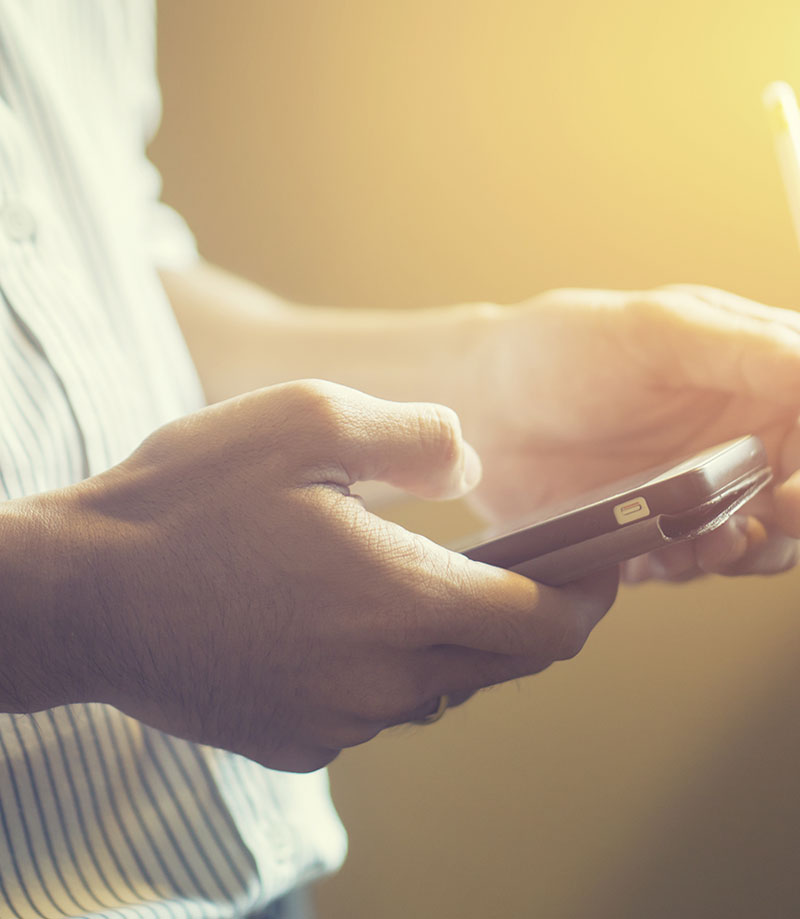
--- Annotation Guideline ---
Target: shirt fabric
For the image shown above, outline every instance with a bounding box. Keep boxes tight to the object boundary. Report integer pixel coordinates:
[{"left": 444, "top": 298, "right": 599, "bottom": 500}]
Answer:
[{"left": 0, "top": 2, "right": 347, "bottom": 916}]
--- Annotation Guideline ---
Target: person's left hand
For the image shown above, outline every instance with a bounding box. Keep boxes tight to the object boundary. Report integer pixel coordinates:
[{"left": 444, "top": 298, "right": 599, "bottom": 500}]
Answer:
[{"left": 455, "top": 284, "right": 800, "bottom": 581}]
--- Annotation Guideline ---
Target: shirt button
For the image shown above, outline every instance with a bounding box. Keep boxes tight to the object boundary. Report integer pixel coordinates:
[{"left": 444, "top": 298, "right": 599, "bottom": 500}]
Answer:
[{"left": 2, "top": 201, "right": 37, "bottom": 242}]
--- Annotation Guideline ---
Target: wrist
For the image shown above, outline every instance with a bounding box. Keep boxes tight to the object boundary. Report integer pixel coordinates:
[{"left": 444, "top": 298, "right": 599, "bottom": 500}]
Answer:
[
  {"left": 292, "top": 300, "right": 506, "bottom": 415},
  {"left": 0, "top": 488, "right": 109, "bottom": 712}
]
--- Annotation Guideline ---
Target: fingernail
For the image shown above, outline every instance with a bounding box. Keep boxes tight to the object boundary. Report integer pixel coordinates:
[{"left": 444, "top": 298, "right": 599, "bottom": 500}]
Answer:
[
  {"left": 719, "top": 516, "right": 749, "bottom": 564},
  {"left": 743, "top": 515, "right": 768, "bottom": 547},
  {"left": 461, "top": 442, "right": 483, "bottom": 491}
]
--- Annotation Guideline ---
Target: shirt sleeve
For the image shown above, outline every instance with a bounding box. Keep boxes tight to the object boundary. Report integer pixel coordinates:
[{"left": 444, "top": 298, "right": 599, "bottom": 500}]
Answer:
[
  {"left": 139, "top": 154, "right": 201, "bottom": 272},
  {"left": 133, "top": 4, "right": 201, "bottom": 272}
]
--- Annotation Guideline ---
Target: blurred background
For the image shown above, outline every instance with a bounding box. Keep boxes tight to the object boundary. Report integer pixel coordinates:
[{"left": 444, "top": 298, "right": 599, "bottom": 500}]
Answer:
[{"left": 151, "top": 2, "right": 800, "bottom": 916}]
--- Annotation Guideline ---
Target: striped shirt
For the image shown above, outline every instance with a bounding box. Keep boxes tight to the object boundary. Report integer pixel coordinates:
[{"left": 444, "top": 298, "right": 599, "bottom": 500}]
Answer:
[{"left": 0, "top": 2, "right": 347, "bottom": 916}]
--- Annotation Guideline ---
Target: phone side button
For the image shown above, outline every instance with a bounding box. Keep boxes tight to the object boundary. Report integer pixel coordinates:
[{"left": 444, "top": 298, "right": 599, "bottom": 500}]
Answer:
[{"left": 613, "top": 496, "right": 651, "bottom": 526}]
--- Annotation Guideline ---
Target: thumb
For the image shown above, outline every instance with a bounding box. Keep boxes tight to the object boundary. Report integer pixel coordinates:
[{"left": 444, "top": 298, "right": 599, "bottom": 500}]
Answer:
[{"left": 288, "top": 380, "right": 483, "bottom": 499}]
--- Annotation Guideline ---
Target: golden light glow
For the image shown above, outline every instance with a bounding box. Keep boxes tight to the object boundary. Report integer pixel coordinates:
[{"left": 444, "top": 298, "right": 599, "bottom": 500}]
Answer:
[
  {"left": 152, "top": 6, "right": 800, "bottom": 919},
  {"left": 155, "top": 0, "right": 800, "bottom": 311}
]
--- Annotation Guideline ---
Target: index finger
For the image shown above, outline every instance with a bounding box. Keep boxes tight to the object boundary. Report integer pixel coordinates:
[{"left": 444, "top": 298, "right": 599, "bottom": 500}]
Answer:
[{"left": 421, "top": 550, "right": 619, "bottom": 663}]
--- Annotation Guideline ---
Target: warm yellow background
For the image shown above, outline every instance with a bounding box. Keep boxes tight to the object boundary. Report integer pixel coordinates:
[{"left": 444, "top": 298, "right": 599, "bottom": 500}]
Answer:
[{"left": 152, "top": 2, "right": 800, "bottom": 917}]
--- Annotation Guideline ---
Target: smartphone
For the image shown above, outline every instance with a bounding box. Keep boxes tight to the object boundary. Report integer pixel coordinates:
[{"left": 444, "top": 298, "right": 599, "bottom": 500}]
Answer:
[{"left": 459, "top": 435, "right": 772, "bottom": 586}]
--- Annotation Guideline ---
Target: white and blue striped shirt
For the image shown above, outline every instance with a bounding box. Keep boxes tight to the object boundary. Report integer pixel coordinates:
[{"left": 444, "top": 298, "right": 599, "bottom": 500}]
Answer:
[{"left": 0, "top": 2, "right": 347, "bottom": 916}]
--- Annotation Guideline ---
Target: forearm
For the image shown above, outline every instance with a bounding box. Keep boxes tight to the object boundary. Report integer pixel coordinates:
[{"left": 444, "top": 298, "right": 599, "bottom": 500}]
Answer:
[{"left": 160, "top": 262, "right": 502, "bottom": 412}]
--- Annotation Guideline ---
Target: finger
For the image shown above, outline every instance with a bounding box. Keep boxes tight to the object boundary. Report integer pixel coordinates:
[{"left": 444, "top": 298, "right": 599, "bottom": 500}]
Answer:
[
  {"left": 624, "top": 289, "right": 800, "bottom": 406},
  {"left": 694, "top": 515, "right": 760, "bottom": 572},
  {"left": 622, "top": 515, "right": 797, "bottom": 581},
  {"left": 775, "top": 422, "right": 800, "bottom": 484},
  {"left": 640, "top": 540, "right": 700, "bottom": 581},
  {"left": 621, "top": 555, "right": 653, "bottom": 584},
  {"left": 774, "top": 469, "right": 800, "bottom": 538},
  {"left": 426, "top": 557, "right": 619, "bottom": 662},
  {"left": 408, "top": 575, "right": 618, "bottom": 705},
  {"left": 712, "top": 527, "right": 800, "bottom": 576},
  {"left": 660, "top": 284, "right": 800, "bottom": 333},
  {"left": 621, "top": 518, "right": 749, "bottom": 583},
  {"left": 383, "top": 640, "right": 601, "bottom": 730},
  {"left": 308, "top": 554, "right": 618, "bottom": 734},
  {"left": 621, "top": 517, "right": 753, "bottom": 582},
  {"left": 279, "top": 380, "right": 482, "bottom": 499},
  {"left": 622, "top": 554, "right": 704, "bottom": 584},
  {"left": 404, "top": 688, "right": 476, "bottom": 724}
]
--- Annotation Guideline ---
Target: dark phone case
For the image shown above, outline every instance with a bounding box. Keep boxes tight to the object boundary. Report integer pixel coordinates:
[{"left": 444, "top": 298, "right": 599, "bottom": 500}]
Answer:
[{"left": 462, "top": 437, "right": 771, "bottom": 587}]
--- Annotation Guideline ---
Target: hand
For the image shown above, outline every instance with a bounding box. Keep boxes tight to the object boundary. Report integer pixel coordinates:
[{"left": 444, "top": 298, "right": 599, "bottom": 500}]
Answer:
[
  {"left": 54, "top": 380, "right": 617, "bottom": 772},
  {"left": 458, "top": 285, "right": 800, "bottom": 579}
]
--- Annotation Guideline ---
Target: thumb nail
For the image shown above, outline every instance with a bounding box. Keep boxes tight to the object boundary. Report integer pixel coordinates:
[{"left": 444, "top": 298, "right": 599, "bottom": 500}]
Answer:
[{"left": 461, "top": 442, "right": 483, "bottom": 492}]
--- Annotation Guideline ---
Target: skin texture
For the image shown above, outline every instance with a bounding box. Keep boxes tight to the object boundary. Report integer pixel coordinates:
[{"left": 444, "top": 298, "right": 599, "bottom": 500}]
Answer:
[
  {"left": 163, "top": 266, "right": 800, "bottom": 581},
  {"left": 461, "top": 285, "right": 800, "bottom": 579},
  {"left": 3, "top": 270, "right": 798, "bottom": 774},
  {"left": 0, "top": 381, "right": 617, "bottom": 773}
]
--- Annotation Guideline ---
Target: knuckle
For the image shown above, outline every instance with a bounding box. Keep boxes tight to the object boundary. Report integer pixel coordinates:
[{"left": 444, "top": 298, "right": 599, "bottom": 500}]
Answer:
[
  {"left": 534, "top": 586, "right": 591, "bottom": 662},
  {"left": 562, "top": 625, "right": 591, "bottom": 661},
  {"left": 283, "top": 378, "right": 339, "bottom": 412},
  {"left": 551, "top": 615, "right": 591, "bottom": 662},
  {"left": 626, "top": 288, "right": 686, "bottom": 323},
  {"left": 550, "top": 576, "right": 616, "bottom": 660},
  {"left": 282, "top": 379, "right": 350, "bottom": 439}
]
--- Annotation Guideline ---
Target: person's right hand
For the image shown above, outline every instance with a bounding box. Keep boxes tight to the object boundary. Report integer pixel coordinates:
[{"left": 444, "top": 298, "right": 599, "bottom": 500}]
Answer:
[{"left": 43, "top": 381, "right": 617, "bottom": 772}]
